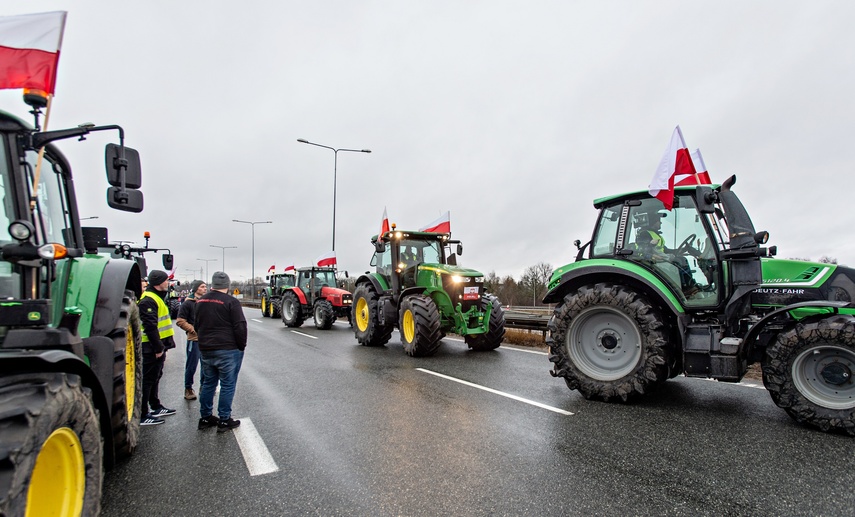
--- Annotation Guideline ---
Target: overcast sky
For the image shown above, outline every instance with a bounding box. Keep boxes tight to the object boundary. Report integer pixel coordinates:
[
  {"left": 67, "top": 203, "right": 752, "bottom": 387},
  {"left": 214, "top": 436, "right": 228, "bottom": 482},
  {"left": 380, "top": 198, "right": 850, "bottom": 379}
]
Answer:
[{"left": 3, "top": 1, "right": 854, "bottom": 285}]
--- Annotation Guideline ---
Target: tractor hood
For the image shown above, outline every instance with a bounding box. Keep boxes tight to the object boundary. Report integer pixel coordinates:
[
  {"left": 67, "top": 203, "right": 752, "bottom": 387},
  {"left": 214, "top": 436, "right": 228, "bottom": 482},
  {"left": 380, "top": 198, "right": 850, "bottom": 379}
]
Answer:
[
  {"left": 419, "top": 263, "right": 484, "bottom": 278},
  {"left": 754, "top": 258, "right": 855, "bottom": 306}
]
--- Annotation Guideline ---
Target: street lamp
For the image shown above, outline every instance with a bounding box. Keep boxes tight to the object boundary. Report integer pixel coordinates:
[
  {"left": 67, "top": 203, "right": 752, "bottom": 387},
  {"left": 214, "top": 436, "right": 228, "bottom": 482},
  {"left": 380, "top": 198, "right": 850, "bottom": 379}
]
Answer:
[
  {"left": 297, "top": 138, "right": 371, "bottom": 251},
  {"left": 232, "top": 220, "right": 272, "bottom": 299},
  {"left": 210, "top": 244, "right": 237, "bottom": 272},
  {"left": 196, "top": 258, "right": 217, "bottom": 285}
]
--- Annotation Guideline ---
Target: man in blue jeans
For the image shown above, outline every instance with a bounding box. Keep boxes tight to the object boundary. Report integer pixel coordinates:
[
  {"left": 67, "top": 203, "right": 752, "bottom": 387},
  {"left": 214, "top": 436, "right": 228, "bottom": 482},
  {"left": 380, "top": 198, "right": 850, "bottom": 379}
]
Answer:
[{"left": 194, "top": 271, "right": 247, "bottom": 432}]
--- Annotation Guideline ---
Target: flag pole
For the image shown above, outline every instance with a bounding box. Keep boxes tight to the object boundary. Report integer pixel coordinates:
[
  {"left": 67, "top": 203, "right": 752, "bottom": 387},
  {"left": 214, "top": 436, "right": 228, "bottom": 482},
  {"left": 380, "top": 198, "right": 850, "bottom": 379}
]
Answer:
[{"left": 30, "top": 93, "right": 54, "bottom": 212}]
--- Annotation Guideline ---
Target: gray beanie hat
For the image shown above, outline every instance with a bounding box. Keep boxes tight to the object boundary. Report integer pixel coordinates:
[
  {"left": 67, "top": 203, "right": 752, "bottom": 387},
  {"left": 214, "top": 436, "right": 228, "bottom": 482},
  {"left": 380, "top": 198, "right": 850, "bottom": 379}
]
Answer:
[
  {"left": 190, "top": 279, "right": 205, "bottom": 295},
  {"left": 210, "top": 271, "right": 230, "bottom": 289},
  {"left": 147, "top": 270, "right": 169, "bottom": 287}
]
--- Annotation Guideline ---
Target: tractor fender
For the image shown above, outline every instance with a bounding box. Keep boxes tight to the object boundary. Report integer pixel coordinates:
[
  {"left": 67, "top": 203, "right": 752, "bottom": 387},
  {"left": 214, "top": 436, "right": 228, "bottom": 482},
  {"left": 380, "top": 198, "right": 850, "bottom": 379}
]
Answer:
[
  {"left": 90, "top": 258, "right": 142, "bottom": 338},
  {"left": 0, "top": 348, "right": 116, "bottom": 467},
  {"left": 287, "top": 287, "right": 308, "bottom": 306},
  {"left": 356, "top": 274, "right": 389, "bottom": 295},
  {"left": 543, "top": 263, "right": 685, "bottom": 316},
  {"left": 742, "top": 300, "right": 853, "bottom": 354}
]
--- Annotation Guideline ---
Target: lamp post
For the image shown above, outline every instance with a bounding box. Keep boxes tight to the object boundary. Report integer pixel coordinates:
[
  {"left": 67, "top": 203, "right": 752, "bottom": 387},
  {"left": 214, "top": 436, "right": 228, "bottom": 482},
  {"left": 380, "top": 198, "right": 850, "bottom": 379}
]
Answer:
[
  {"left": 232, "top": 220, "right": 272, "bottom": 299},
  {"left": 196, "top": 258, "right": 217, "bottom": 285},
  {"left": 210, "top": 244, "right": 237, "bottom": 272},
  {"left": 297, "top": 138, "right": 371, "bottom": 251}
]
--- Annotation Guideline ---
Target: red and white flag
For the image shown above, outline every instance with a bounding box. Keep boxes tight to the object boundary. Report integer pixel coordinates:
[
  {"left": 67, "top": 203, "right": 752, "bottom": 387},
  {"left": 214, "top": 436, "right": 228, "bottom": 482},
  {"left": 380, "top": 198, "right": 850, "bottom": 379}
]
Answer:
[
  {"left": 379, "top": 206, "right": 390, "bottom": 239},
  {"left": 168, "top": 266, "right": 177, "bottom": 280},
  {"left": 283, "top": 264, "right": 295, "bottom": 272},
  {"left": 648, "top": 126, "right": 696, "bottom": 210},
  {"left": 685, "top": 148, "right": 712, "bottom": 185},
  {"left": 419, "top": 211, "right": 451, "bottom": 233},
  {"left": 0, "top": 11, "right": 67, "bottom": 94},
  {"left": 316, "top": 251, "right": 336, "bottom": 267},
  {"left": 267, "top": 264, "right": 275, "bottom": 273}
]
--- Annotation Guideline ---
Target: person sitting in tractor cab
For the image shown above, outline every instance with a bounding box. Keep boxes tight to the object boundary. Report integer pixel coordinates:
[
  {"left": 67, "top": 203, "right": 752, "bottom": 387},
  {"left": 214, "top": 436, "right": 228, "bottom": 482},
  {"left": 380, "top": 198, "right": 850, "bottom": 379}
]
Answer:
[{"left": 632, "top": 208, "right": 701, "bottom": 297}]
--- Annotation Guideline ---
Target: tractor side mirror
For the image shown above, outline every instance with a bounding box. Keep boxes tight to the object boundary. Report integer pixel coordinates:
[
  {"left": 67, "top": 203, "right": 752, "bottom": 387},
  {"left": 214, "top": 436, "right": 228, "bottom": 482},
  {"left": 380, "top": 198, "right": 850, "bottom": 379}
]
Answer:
[
  {"left": 105, "top": 144, "right": 143, "bottom": 213},
  {"left": 695, "top": 186, "right": 716, "bottom": 214},
  {"left": 456, "top": 243, "right": 463, "bottom": 256},
  {"left": 162, "top": 254, "right": 174, "bottom": 270},
  {"left": 374, "top": 241, "right": 386, "bottom": 253}
]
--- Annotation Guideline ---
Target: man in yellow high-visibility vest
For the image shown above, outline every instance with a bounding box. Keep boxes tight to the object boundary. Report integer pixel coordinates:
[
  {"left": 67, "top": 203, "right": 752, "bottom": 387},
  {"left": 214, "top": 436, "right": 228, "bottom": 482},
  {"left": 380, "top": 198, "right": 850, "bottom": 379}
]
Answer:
[{"left": 139, "top": 269, "right": 177, "bottom": 426}]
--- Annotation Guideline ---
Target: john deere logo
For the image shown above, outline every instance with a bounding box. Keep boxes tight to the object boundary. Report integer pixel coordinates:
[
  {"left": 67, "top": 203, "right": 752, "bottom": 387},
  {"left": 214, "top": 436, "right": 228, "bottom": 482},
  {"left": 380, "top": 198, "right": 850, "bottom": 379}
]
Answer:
[{"left": 28, "top": 312, "right": 41, "bottom": 321}]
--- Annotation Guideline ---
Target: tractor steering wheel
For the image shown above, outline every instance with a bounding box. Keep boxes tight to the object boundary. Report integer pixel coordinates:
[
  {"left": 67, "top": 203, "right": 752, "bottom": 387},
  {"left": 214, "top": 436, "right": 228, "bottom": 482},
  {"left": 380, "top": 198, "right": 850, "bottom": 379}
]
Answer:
[{"left": 676, "top": 233, "right": 698, "bottom": 256}]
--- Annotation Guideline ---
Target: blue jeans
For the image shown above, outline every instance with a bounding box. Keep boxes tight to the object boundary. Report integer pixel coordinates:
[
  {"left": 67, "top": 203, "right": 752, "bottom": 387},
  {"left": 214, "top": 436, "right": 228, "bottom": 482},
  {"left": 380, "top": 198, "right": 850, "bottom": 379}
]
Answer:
[
  {"left": 184, "top": 340, "right": 203, "bottom": 389},
  {"left": 199, "top": 349, "right": 244, "bottom": 420}
]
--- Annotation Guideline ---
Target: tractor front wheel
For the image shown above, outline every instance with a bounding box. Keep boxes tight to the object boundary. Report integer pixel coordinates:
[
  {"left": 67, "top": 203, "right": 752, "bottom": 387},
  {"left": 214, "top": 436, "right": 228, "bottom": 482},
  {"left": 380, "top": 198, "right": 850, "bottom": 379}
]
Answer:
[
  {"left": 465, "top": 295, "right": 506, "bottom": 351},
  {"left": 270, "top": 297, "right": 282, "bottom": 319},
  {"left": 314, "top": 300, "right": 335, "bottom": 330},
  {"left": 546, "top": 282, "right": 671, "bottom": 402},
  {"left": 280, "top": 291, "right": 304, "bottom": 327},
  {"left": 352, "top": 283, "right": 392, "bottom": 347},
  {"left": 0, "top": 373, "right": 103, "bottom": 517},
  {"left": 260, "top": 295, "right": 270, "bottom": 318},
  {"left": 763, "top": 315, "right": 855, "bottom": 435},
  {"left": 399, "top": 294, "right": 442, "bottom": 357}
]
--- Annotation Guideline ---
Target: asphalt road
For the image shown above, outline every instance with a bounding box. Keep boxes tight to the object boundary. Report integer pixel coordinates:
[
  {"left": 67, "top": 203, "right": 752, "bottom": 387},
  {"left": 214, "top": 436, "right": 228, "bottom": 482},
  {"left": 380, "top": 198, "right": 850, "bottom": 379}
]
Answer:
[{"left": 102, "top": 309, "right": 855, "bottom": 516}]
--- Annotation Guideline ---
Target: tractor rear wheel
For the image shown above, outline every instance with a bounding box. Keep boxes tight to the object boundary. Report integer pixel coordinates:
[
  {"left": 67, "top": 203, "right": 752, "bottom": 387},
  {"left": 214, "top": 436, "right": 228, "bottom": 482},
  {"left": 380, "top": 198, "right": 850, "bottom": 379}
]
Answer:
[
  {"left": 0, "top": 373, "right": 103, "bottom": 517},
  {"left": 546, "top": 282, "right": 671, "bottom": 402},
  {"left": 352, "top": 283, "right": 392, "bottom": 347},
  {"left": 314, "top": 300, "right": 335, "bottom": 330},
  {"left": 260, "top": 295, "right": 270, "bottom": 318},
  {"left": 762, "top": 315, "right": 855, "bottom": 435},
  {"left": 399, "top": 294, "right": 442, "bottom": 357},
  {"left": 110, "top": 290, "right": 143, "bottom": 460},
  {"left": 465, "top": 295, "right": 506, "bottom": 351},
  {"left": 270, "top": 297, "right": 282, "bottom": 319},
  {"left": 281, "top": 291, "right": 304, "bottom": 328}
]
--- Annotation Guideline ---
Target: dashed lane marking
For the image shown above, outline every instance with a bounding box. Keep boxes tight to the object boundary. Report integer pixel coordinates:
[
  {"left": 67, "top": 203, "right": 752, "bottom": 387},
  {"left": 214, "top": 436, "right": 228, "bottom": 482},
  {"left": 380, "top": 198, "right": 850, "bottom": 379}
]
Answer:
[
  {"left": 233, "top": 418, "right": 279, "bottom": 476},
  {"left": 250, "top": 318, "right": 263, "bottom": 323},
  {"left": 499, "top": 345, "right": 548, "bottom": 355},
  {"left": 416, "top": 368, "right": 573, "bottom": 416},
  {"left": 291, "top": 330, "right": 317, "bottom": 339}
]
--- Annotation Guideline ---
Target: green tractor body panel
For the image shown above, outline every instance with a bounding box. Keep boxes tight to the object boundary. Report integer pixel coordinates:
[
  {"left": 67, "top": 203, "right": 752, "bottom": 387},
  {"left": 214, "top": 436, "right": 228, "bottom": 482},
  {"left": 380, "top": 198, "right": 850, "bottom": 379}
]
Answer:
[{"left": 55, "top": 254, "right": 110, "bottom": 338}]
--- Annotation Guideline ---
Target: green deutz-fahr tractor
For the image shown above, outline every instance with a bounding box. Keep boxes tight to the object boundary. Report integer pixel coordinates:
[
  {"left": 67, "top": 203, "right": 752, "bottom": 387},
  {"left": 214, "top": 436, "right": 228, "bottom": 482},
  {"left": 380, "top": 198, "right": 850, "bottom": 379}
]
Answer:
[
  {"left": 544, "top": 176, "right": 855, "bottom": 434},
  {"left": 260, "top": 271, "right": 296, "bottom": 318},
  {"left": 352, "top": 226, "right": 505, "bottom": 357},
  {"left": 0, "top": 93, "right": 145, "bottom": 515},
  {"left": 280, "top": 266, "right": 353, "bottom": 329}
]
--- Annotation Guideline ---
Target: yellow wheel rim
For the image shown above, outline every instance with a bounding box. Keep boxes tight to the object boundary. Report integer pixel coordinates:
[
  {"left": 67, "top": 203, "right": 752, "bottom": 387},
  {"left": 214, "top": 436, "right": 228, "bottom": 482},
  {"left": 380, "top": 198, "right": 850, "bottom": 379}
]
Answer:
[
  {"left": 261, "top": 298, "right": 267, "bottom": 313},
  {"left": 26, "top": 427, "right": 85, "bottom": 517},
  {"left": 402, "top": 309, "right": 415, "bottom": 343},
  {"left": 125, "top": 324, "right": 135, "bottom": 418},
  {"left": 355, "top": 298, "right": 369, "bottom": 332}
]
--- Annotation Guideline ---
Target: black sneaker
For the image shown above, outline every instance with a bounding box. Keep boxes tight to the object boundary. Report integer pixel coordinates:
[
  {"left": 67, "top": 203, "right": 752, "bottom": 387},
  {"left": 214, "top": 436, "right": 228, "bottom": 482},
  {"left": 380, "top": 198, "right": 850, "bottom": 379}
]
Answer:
[
  {"left": 151, "top": 406, "right": 177, "bottom": 417},
  {"left": 141, "top": 414, "right": 164, "bottom": 426},
  {"left": 198, "top": 415, "right": 219, "bottom": 430},
  {"left": 217, "top": 418, "right": 241, "bottom": 433}
]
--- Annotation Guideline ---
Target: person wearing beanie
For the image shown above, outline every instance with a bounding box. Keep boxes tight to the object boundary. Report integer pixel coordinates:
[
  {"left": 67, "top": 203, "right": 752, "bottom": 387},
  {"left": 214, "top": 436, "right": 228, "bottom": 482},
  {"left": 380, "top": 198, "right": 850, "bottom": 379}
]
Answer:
[
  {"left": 194, "top": 271, "right": 247, "bottom": 432},
  {"left": 138, "top": 269, "right": 178, "bottom": 426},
  {"left": 176, "top": 279, "right": 207, "bottom": 400}
]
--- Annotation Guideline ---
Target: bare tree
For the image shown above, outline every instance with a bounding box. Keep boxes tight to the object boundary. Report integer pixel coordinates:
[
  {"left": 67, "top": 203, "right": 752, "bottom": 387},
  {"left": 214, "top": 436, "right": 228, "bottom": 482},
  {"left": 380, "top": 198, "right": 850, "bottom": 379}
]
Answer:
[{"left": 521, "top": 262, "right": 553, "bottom": 306}]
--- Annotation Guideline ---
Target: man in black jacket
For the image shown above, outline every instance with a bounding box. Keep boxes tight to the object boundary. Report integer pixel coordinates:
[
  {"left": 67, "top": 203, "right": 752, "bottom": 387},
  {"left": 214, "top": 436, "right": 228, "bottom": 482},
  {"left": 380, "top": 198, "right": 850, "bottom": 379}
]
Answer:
[
  {"left": 195, "top": 271, "right": 247, "bottom": 432},
  {"left": 138, "top": 269, "right": 178, "bottom": 426}
]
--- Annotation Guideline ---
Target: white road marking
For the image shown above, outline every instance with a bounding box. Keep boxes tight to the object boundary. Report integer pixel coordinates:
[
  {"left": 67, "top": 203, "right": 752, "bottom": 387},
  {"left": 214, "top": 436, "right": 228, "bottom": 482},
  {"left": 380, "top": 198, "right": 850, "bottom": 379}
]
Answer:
[
  {"left": 291, "top": 330, "right": 317, "bottom": 339},
  {"left": 699, "top": 377, "right": 766, "bottom": 390},
  {"left": 417, "top": 368, "right": 573, "bottom": 415},
  {"left": 233, "top": 418, "right": 279, "bottom": 476},
  {"left": 250, "top": 318, "right": 263, "bottom": 323},
  {"left": 499, "top": 345, "right": 548, "bottom": 356}
]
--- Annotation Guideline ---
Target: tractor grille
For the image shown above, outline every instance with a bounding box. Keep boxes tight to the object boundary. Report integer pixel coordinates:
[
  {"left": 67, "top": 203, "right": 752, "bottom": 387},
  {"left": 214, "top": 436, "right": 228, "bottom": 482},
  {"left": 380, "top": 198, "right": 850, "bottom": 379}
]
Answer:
[{"left": 441, "top": 274, "right": 481, "bottom": 313}]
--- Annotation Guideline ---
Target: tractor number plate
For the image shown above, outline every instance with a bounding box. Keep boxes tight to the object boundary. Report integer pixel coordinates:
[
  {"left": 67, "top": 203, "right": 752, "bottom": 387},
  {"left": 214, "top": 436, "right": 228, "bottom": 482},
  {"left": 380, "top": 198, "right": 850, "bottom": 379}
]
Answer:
[{"left": 463, "top": 287, "right": 480, "bottom": 300}]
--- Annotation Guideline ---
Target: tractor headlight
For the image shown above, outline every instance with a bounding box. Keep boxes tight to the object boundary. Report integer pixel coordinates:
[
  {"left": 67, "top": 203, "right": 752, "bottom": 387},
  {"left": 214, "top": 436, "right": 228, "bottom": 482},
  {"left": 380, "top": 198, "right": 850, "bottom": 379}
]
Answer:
[
  {"left": 8, "top": 220, "right": 33, "bottom": 241},
  {"left": 475, "top": 277, "right": 484, "bottom": 283},
  {"left": 451, "top": 275, "right": 463, "bottom": 283}
]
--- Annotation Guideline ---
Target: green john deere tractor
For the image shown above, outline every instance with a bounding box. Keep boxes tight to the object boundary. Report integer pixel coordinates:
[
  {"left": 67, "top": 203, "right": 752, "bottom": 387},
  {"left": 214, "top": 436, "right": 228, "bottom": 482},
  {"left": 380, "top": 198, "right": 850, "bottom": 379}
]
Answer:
[
  {"left": 0, "top": 92, "right": 146, "bottom": 515},
  {"left": 260, "top": 271, "right": 296, "bottom": 318},
  {"left": 543, "top": 176, "right": 855, "bottom": 435},
  {"left": 352, "top": 226, "right": 505, "bottom": 357}
]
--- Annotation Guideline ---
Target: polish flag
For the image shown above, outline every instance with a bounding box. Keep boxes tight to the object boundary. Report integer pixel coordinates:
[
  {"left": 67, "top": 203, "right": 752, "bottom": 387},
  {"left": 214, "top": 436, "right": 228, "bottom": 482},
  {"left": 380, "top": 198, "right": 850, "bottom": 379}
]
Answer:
[
  {"left": 0, "top": 11, "right": 67, "bottom": 94},
  {"left": 168, "top": 266, "right": 177, "bottom": 280},
  {"left": 283, "top": 264, "right": 295, "bottom": 272},
  {"left": 648, "top": 126, "right": 696, "bottom": 210},
  {"left": 316, "top": 251, "right": 336, "bottom": 267},
  {"left": 419, "top": 211, "right": 451, "bottom": 233},
  {"left": 267, "top": 264, "right": 275, "bottom": 273},
  {"left": 379, "top": 206, "right": 390, "bottom": 239}
]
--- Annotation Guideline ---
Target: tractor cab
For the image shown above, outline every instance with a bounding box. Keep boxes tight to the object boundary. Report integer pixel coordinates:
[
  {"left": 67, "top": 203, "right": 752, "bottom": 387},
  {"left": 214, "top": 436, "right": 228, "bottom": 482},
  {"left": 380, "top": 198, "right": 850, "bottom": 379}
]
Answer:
[
  {"left": 370, "top": 229, "right": 462, "bottom": 292},
  {"left": 297, "top": 267, "right": 337, "bottom": 300}
]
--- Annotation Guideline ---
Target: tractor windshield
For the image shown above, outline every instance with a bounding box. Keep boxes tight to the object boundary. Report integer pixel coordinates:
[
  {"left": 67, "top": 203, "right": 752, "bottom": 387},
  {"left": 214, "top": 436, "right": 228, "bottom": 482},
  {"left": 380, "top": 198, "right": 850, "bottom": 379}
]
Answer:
[{"left": 400, "top": 239, "right": 442, "bottom": 265}]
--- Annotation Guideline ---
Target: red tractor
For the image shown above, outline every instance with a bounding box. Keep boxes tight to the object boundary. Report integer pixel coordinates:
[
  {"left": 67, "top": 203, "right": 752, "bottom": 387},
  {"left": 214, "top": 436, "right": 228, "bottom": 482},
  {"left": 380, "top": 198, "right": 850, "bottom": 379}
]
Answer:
[{"left": 280, "top": 267, "right": 353, "bottom": 329}]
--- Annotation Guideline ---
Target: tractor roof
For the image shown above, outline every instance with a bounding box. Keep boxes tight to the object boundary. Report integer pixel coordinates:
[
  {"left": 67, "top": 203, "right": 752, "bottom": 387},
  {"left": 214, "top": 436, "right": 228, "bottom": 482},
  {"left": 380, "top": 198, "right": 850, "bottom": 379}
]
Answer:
[
  {"left": 371, "top": 230, "right": 452, "bottom": 244},
  {"left": 592, "top": 184, "right": 721, "bottom": 208}
]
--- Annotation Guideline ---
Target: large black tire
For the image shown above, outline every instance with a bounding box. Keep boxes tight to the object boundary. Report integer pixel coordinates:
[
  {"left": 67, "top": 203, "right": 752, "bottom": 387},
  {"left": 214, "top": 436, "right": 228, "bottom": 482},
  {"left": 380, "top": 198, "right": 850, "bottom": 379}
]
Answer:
[
  {"left": 280, "top": 291, "right": 304, "bottom": 328},
  {"left": 352, "top": 283, "right": 392, "bottom": 347},
  {"left": 762, "top": 315, "right": 855, "bottom": 435},
  {"left": 465, "top": 295, "right": 506, "bottom": 351},
  {"left": 399, "top": 294, "right": 442, "bottom": 357},
  {"left": 168, "top": 298, "right": 181, "bottom": 320},
  {"left": 546, "top": 282, "right": 671, "bottom": 402},
  {"left": 260, "top": 294, "right": 271, "bottom": 318},
  {"left": 110, "top": 290, "right": 143, "bottom": 460},
  {"left": 270, "top": 297, "right": 282, "bottom": 319},
  {"left": 314, "top": 300, "right": 335, "bottom": 330},
  {"left": 0, "top": 373, "right": 103, "bottom": 517}
]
